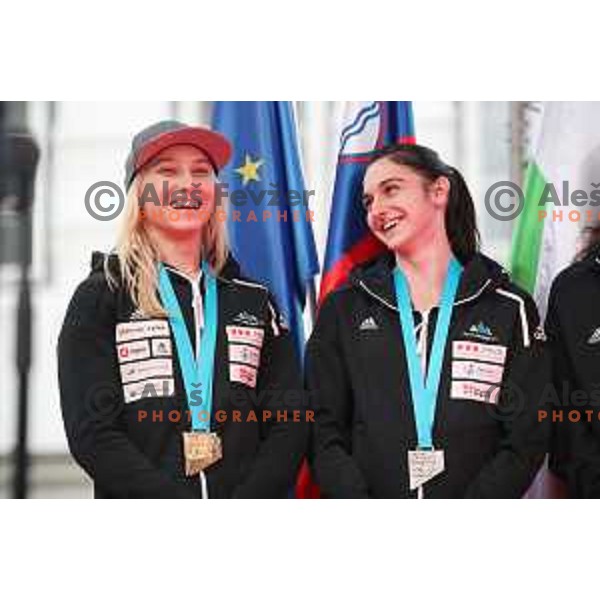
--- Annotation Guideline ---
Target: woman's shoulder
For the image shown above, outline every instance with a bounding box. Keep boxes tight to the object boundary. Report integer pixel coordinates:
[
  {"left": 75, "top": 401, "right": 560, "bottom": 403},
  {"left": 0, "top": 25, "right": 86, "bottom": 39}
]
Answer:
[
  {"left": 63, "top": 252, "right": 121, "bottom": 327},
  {"left": 550, "top": 252, "right": 600, "bottom": 300},
  {"left": 218, "top": 254, "right": 274, "bottom": 305}
]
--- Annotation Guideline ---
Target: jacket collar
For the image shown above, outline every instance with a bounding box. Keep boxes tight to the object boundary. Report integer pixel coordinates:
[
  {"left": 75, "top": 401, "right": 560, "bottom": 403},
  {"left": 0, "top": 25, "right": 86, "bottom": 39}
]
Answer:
[
  {"left": 349, "top": 251, "right": 508, "bottom": 312},
  {"left": 91, "top": 250, "right": 244, "bottom": 285}
]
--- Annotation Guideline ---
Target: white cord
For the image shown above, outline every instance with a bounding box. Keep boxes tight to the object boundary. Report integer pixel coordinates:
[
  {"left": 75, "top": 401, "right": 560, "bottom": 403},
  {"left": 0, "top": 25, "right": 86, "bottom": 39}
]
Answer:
[
  {"left": 418, "top": 486, "right": 424, "bottom": 500},
  {"left": 199, "top": 470, "right": 209, "bottom": 499}
]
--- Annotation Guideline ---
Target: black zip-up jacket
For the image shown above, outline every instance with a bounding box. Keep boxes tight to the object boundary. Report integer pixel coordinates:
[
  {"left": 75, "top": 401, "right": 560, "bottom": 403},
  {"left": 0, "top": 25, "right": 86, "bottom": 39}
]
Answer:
[
  {"left": 545, "top": 248, "right": 600, "bottom": 497},
  {"left": 307, "top": 252, "right": 550, "bottom": 498},
  {"left": 58, "top": 252, "right": 307, "bottom": 498}
]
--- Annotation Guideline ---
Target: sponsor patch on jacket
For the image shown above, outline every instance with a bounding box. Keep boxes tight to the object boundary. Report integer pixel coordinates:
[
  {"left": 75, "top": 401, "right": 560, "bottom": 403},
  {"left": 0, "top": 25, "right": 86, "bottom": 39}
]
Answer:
[
  {"left": 151, "top": 338, "right": 172, "bottom": 357},
  {"left": 128, "top": 308, "right": 148, "bottom": 321},
  {"left": 462, "top": 321, "right": 498, "bottom": 343},
  {"left": 452, "top": 341, "right": 507, "bottom": 365},
  {"left": 226, "top": 325, "right": 264, "bottom": 348},
  {"left": 451, "top": 360, "right": 504, "bottom": 384},
  {"left": 117, "top": 339, "right": 151, "bottom": 363},
  {"left": 123, "top": 378, "right": 175, "bottom": 403},
  {"left": 232, "top": 311, "right": 262, "bottom": 327},
  {"left": 116, "top": 320, "right": 170, "bottom": 343},
  {"left": 120, "top": 358, "right": 173, "bottom": 384},
  {"left": 451, "top": 380, "right": 500, "bottom": 404},
  {"left": 359, "top": 316, "right": 379, "bottom": 331},
  {"left": 228, "top": 343, "right": 261, "bottom": 368},
  {"left": 230, "top": 363, "right": 258, "bottom": 388}
]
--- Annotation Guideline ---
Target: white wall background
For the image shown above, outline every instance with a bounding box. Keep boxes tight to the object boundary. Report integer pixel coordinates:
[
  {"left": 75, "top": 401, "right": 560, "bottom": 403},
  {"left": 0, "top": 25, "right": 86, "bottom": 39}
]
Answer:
[{"left": 0, "top": 101, "right": 517, "bottom": 456}]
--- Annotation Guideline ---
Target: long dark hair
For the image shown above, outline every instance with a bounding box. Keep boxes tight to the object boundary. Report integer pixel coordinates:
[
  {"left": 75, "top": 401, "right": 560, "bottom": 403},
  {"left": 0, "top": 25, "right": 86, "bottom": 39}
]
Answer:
[
  {"left": 576, "top": 223, "right": 600, "bottom": 261},
  {"left": 367, "top": 143, "right": 480, "bottom": 262}
]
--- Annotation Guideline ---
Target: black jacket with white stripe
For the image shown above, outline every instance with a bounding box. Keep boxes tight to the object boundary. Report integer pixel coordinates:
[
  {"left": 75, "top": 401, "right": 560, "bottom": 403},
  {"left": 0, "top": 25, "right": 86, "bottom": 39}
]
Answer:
[
  {"left": 545, "top": 247, "right": 600, "bottom": 497},
  {"left": 58, "top": 252, "right": 307, "bottom": 498},
  {"left": 307, "top": 252, "right": 550, "bottom": 498}
]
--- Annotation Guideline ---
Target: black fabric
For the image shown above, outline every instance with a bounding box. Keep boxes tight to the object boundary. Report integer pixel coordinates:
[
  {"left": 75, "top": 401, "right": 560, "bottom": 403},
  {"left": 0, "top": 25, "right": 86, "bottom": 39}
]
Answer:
[
  {"left": 545, "top": 250, "right": 600, "bottom": 497},
  {"left": 58, "top": 253, "right": 307, "bottom": 498},
  {"left": 307, "top": 253, "right": 551, "bottom": 498}
]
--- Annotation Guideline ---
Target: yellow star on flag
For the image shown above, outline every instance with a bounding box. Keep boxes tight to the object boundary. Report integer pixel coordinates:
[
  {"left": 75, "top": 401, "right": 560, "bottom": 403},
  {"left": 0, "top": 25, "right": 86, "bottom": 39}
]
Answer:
[{"left": 234, "top": 153, "right": 265, "bottom": 185}]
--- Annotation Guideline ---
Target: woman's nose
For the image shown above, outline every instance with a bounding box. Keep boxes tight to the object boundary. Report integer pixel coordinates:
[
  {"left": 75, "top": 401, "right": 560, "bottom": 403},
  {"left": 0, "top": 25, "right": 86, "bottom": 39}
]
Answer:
[
  {"left": 176, "top": 169, "right": 194, "bottom": 190},
  {"left": 370, "top": 195, "right": 386, "bottom": 216}
]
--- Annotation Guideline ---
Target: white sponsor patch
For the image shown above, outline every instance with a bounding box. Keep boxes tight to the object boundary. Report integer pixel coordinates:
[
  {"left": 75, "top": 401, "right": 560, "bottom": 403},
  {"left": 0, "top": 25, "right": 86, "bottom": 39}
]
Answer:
[
  {"left": 123, "top": 378, "right": 175, "bottom": 403},
  {"left": 230, "top": 363, "right": 258, "bottom": 388},
  {"left": 226, "top": 325, "right": 264, "bottom": 348},
  {"left": 451, "top": 380, "right": 500, "bottom": 404},
  {"left": 120, "top": 358, "right": 173, "bottom": 384},
  {"left": 228, "top": 343, "right": 261, "bottom": 368},
  {"left": 452, "top": 341, "right": 507, "bottom": 365},
  {"left": 117, "top": 339, "right": 151, "bottom": 363},
  {"left": 116, "top": 319, "right": 170, "bottom": 343},
  {"left": 451, "top": 360, "right": 504, "bottom": 384},
  {"left": 151, "top": 338, "right": 172, "bottom": 357}
]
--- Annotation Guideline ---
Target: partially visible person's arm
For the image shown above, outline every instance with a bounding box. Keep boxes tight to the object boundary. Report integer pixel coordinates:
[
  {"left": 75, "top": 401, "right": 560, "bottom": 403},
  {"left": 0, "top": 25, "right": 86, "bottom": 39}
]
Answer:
[
  {"left": 307, "top": 295, "right": 369, "bottom": 498},
  {"left": 465, "top": 293, "right": 550, "bottom": 498},
  {"left": 233, "top": 295, "right": 308, "bottom": 498},
  {"left": 58, "top": 275, "right": 197, "bottom": 498}
]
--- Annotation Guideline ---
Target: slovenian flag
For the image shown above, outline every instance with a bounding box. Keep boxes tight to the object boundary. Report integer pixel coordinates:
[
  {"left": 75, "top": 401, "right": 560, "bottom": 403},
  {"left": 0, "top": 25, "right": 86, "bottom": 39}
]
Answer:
[
  {"left": 212, "top": 102, "right": 320, "bottom": 357},
  {"left": 296, "top": 101, "right": 415, "bottom": 498},
  {"left": 319, "top": 101, "right": 415, "bottom": 302}
]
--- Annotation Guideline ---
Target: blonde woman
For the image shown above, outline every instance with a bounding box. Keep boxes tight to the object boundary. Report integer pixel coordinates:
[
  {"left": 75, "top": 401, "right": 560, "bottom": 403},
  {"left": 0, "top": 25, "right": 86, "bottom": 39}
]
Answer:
[{"left": 58, "top": 121, "right": 307, "bottom": 498}]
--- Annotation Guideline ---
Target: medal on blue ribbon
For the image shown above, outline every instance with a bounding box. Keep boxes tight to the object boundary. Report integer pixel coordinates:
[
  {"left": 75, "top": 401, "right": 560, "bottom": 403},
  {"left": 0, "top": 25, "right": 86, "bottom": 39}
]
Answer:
[
  {"left": 158, "top": 261, "right": 222, "bottom": 476},
  {"left": 393, "top": 257, "right": 463, "bottom": 494}
]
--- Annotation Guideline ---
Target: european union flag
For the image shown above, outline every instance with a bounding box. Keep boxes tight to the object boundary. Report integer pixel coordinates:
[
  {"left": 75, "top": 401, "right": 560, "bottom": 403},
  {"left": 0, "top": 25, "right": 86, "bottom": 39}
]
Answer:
[{"left": 212, "top": 102, "right": 320, "bottom": 355}]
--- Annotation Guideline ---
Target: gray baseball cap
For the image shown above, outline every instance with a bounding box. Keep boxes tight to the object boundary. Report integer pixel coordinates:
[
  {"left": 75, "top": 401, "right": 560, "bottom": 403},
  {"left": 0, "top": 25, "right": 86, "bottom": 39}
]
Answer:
[{"left": 124, "top": 120, "right": 232, "bottom": 190}]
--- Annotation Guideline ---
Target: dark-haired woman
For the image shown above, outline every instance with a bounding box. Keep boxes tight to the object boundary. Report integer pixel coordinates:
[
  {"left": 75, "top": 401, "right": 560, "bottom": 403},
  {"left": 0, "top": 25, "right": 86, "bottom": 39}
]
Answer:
[
  {"left": 545, "top": 226, "right": 600, "bottom": 497},
  {"left": 307, "top": 144, "right": 550, "bottom": 498}
]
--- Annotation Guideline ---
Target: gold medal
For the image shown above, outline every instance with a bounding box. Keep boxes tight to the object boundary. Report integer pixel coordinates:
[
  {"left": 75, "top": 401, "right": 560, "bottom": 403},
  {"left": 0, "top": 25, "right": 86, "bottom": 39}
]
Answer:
[{"left": 182, "top": 431, "right": 222, "bottom": 476}]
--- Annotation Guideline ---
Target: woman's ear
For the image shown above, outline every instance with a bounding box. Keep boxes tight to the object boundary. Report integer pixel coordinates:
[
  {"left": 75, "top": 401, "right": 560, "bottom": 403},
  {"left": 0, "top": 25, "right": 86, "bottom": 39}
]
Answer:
[{"left": 430, "top": 176, "right": 450, "bottom": 208}]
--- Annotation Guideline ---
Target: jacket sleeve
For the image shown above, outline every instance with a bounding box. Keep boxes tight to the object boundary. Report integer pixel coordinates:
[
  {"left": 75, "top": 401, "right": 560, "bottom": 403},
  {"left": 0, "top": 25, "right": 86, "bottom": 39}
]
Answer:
[
  {"left": 57, "top": 275, "right": 197, "bottom": 499},
  {"left": 545, "top": 276, "right": 600, "bottom": 497},
  {"left": 306, "top": 294, "right": 369, "bottom": 498},
  {"left": 464, "top": 292, "right": 551, "bottom": 498},
  {"left": 544, "top": 277, "right": 577, "bottom": 488},
  {"left": 232, "top": 293, "right": 308, "bottom": 498}
]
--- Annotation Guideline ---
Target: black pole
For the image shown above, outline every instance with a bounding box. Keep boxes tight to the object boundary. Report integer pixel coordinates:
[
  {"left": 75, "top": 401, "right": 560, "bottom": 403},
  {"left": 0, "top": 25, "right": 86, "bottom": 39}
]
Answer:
[
  {"left": 14, "top": 212, "right": 33, "bottom": 498},
  {"left": 0, "top": 102, "right": 39, "bottom": 499}
]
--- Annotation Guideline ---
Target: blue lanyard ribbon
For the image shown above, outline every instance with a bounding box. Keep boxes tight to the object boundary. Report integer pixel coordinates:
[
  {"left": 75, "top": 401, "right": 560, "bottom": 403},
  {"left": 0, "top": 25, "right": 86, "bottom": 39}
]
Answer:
[
  {"left": 157, "top": 261, "right": 218, "bottom": 432},
  {"left": 393, "top": 258, "right": 462, "bottom": 449}
]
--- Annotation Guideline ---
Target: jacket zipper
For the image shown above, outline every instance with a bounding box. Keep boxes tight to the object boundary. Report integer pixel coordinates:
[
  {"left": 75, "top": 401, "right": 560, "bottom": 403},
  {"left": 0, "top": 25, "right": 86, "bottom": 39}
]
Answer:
[{"left": 164, "top": 265, "right": 204, "bottom": 359}]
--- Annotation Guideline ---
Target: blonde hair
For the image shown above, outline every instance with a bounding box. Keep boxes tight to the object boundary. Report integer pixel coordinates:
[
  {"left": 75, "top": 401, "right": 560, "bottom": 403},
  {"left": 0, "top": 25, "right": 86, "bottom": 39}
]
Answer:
[{"left": 105, "top": 174, "right": 229, "bottom": 317}]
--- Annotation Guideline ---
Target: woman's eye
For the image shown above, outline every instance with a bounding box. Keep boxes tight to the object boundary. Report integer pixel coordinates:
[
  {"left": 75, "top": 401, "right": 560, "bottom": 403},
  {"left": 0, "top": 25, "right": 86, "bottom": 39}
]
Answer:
[
  {"left": 383, "top": 184, "right": 399, "bottom": 195},
  {"left": 192, "top": 170, "right": 211, "bottom": 177},
  {"left": 158, "top": 167, "right": 176, "bottom": 176},
  {"left": 362, "top": 197, "right": 373, "bottom": 210}
]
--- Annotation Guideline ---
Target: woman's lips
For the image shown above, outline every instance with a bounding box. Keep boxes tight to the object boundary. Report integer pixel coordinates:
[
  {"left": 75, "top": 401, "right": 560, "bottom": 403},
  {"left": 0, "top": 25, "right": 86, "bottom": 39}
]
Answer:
[
  {"left": 379, "top": 215, "right": 405, "bottom": 233},
  {"left": 169, "top": 199, "right": 203, "bottom": 209}
]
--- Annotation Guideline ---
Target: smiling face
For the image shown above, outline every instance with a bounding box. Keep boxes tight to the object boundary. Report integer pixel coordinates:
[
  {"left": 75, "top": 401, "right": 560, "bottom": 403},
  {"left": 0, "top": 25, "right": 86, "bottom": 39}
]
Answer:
[
  {"left": 137, "top": 144, "right": 217, "bottom": 237},
  {"left": 362, "top": 158, "right": 450, "bottom": 256}
]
